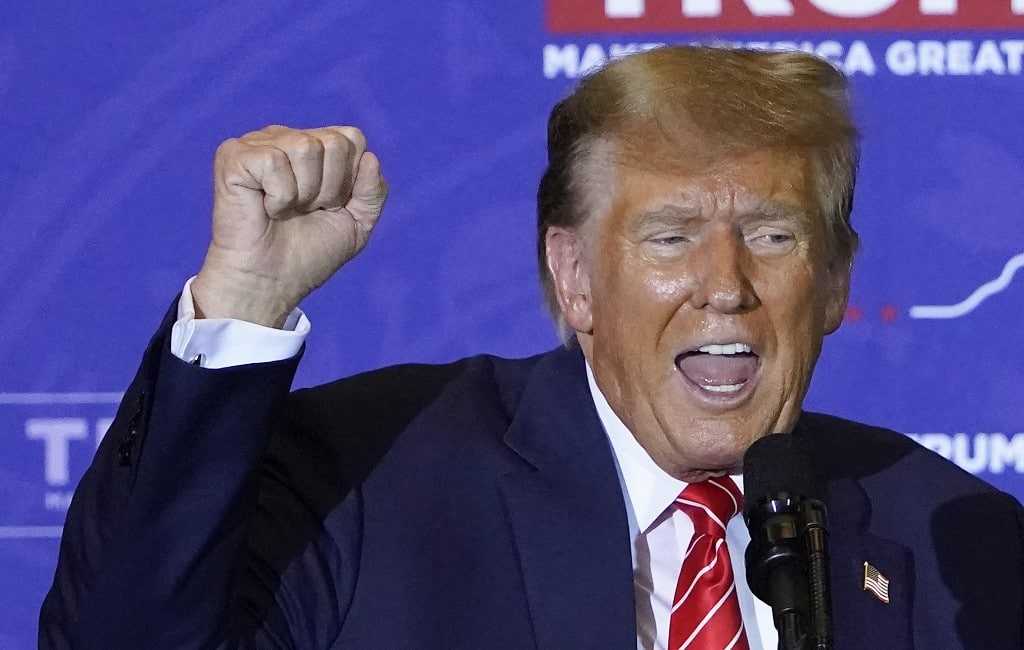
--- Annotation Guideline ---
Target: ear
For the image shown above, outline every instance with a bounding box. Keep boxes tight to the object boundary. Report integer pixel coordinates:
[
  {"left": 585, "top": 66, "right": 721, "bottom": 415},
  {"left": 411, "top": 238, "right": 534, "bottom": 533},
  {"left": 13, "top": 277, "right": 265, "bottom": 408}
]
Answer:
[
  {"left": 822, "top": 259, "right": 852, "bottom": 335},
  {"left": 545, "top": 226, "right": 594, "bottom": 335}
]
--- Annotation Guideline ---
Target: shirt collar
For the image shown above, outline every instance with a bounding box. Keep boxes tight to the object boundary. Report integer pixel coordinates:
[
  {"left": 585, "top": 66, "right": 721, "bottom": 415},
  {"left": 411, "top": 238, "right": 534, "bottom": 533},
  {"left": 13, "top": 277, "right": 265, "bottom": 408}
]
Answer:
[{"left": 584, "top": 360, "right": 745, "bottom": 534}]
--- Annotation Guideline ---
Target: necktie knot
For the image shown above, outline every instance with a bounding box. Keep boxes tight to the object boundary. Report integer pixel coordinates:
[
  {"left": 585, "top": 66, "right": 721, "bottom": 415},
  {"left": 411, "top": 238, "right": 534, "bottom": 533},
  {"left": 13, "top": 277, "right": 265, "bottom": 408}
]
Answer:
[{"left": 674, "top": 477, "right": 743, "bottom": 537}]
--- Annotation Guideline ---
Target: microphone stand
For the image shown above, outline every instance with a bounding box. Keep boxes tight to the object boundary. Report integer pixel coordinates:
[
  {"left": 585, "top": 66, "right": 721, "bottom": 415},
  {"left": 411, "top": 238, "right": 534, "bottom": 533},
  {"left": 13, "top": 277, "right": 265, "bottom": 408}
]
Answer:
[
  {"left": 742, "top": 434, "right": 833, "bottom": 650},
  {"left": 744, "top": 495, "right": 811, "bottom": 650},
  {"left": 746, "top": 495, "right": 834, "bottom": 650},
  {"left": 801, "top": 500, "right": 833, "bottom": 650}
]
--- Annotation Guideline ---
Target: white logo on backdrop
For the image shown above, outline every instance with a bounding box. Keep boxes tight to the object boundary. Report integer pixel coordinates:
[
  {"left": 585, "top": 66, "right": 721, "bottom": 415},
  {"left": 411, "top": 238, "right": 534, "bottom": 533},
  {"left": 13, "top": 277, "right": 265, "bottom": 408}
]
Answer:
[
  {"left": 0, "top": 392, "right": 119, "bottom": 539},
  {"left": 909, "top": 433, "right": 1024, "bottom": 474},
  {"left": 543, "top": 39, "right": 1024, "bottom": 79},
  {"left": 910, "top": 252, "right": 1024, "bottom": 319}
]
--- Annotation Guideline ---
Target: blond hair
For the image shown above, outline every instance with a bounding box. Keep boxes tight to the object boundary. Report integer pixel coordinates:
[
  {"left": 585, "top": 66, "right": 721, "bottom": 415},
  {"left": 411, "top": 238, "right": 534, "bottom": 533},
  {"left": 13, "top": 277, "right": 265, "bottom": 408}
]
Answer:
[{"left": 536, "top": 45, "right": 860, "bottom": 329}]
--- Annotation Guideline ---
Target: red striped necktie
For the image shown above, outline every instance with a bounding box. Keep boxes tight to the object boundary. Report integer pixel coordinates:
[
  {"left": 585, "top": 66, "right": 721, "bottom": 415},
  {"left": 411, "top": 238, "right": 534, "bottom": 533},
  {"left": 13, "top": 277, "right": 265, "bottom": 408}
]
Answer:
[{"left": 668, "top": 476, "right": 750, "bottom": 650}]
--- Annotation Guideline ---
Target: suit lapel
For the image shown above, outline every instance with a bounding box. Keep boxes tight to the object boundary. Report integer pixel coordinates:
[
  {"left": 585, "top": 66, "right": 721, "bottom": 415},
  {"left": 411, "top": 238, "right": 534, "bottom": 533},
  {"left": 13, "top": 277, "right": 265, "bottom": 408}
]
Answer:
[
  {"left": 495, "top": 365, "right": 920, "bottom": 649},
  {"left": 499, "top": 345, "right": 637, "bottom": 650},
  {"left": 796, "top": 421, "right": 916, "bottom": 649}
]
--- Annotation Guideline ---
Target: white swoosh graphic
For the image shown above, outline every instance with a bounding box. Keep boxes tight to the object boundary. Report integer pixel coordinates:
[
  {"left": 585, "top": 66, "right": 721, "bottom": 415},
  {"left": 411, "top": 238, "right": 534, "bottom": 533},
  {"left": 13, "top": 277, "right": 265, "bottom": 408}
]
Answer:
[{"left": 909, "top": 253, "right": 1024, "bottom": 319}]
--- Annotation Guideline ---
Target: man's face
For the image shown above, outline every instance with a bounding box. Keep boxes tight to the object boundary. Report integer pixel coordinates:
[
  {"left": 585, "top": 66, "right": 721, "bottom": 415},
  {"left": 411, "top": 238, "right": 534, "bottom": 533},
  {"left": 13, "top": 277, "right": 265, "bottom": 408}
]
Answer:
[{"left": 548, "top": 149, "right": 849, "bottom": 481}]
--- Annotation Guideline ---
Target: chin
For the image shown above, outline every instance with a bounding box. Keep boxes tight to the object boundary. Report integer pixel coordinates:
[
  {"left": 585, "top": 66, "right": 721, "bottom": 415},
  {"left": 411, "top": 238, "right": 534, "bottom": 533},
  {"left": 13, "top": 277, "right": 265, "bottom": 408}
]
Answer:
[
  {"left": 674, "top": 418, "right": 762, "bottom": 468},
  {"left": 665, "top": 442, "right": 744, "bottom": 476}
]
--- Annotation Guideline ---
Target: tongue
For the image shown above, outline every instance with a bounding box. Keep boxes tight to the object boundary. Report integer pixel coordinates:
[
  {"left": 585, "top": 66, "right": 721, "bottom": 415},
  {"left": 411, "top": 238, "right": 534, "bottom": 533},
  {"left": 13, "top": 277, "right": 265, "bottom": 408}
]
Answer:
[{"left": 678, "top": 353, "right": 758, "bottom": 387}]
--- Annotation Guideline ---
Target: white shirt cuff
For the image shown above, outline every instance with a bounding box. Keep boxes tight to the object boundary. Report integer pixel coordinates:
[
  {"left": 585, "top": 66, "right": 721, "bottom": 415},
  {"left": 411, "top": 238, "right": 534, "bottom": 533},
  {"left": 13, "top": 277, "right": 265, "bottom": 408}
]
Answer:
[{"left": 169, "top": 277, "right": 310, "bottom": 369}]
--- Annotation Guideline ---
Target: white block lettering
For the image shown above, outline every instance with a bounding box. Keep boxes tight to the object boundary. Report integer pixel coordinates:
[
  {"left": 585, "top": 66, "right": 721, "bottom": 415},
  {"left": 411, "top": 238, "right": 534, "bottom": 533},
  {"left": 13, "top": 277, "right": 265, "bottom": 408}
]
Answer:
[
  {"left": 808, "top": 0, "right": 897, "bottom": 18},
  {"left": 917, "top": 40, "right": 946, "bottom": 74},
  {"left": 845, "top": 40, "right": 877, "bottom": 75},
  {"left": 973, "top": 40, "right": 1006, "bottom": 74},
  {"left": 25, "top": 418, "right": 88, "bottom": 487},
  {"left": 605, "top": 0, "right": 1023, "bottom": 20},
  {"left": 816, "top": 40, "right": 843, "bottom": 65},
  {"left": 682, "top": 0, "right": 794, "bottom": 17},
  {"left": 989, "top": 434, "right": 1024, "bottom": 473},
  {"left": 606, "top": 0, "right": 645, "bottom": 18},
  {"left": 579, "top": 43, "right": 610, "bottom": 74},
  {"left": 920, "top": 0, "right": 956, "bottom": 15},
  {"left": 885, "top": 40, "right": 915, "bottom": 75},
  {"left": 1001, "top": 40, "right": 1024, "bottom": 73},
  {"left": 543, "top": 44, "right": 580, "bottom": 79},
  {"left": 682, "top": 0, "right": 719, "bottom": 17},
  {"left": 946, "top": 40, "right": 973, "bottom": 74},
  {"left": 952, "top": 433, "right": 988, "bottom": 474}
]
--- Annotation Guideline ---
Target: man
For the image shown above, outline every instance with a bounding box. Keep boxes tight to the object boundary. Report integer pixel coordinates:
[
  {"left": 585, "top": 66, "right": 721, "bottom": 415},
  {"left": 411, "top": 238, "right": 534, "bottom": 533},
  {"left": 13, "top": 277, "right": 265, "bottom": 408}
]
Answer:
[{"left": 40, "top": 46, "right": 1023, "bottom": 649}]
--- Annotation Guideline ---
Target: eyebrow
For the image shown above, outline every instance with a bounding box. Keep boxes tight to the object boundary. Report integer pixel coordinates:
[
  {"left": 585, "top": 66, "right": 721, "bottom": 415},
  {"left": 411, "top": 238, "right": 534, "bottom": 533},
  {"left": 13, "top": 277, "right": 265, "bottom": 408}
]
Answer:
[
  {"left": 742, "top": 200, "right": 812, "bottom": 225},
  {"left": 629, "top": 200, "right": 811, "bottom": 235},
  {"left": 628, "top": 205, "right": 705, "bottom": 235}
]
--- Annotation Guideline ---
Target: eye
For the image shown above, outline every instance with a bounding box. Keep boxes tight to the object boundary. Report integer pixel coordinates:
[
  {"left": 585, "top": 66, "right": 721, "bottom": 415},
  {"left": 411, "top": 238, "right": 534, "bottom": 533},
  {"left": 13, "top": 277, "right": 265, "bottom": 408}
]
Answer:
[
  {"left": 746, "top": 227, "right": 797, "bottom": 253},
  {"left": 749, "top": 227, "right": 794, "bottom": 242},
  {"left": 651, "top": 235, "right": 689, "bottom": 246}
]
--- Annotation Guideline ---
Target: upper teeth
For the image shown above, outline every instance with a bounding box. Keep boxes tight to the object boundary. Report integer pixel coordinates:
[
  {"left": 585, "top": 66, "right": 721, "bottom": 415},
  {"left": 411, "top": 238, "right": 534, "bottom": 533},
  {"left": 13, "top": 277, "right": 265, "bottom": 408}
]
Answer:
[{"left": 697, "top": 343, "right": 751, "bottom": 355}]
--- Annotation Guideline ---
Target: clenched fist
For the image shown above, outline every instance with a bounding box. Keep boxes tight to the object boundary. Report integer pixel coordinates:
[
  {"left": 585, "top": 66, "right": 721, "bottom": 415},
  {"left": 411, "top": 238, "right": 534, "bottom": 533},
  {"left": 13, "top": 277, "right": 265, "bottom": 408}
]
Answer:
[{"left": 191, "top": 125, "right": 387, "bottom": 328}]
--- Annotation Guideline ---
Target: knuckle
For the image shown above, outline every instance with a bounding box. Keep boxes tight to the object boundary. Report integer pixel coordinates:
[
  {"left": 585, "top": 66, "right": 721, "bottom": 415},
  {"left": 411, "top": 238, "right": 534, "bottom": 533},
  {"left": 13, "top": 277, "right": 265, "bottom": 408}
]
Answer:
[
  {"left": 240, "top": 128, "right": 270, "bottom": 140},
  {"left": 291, "top": 132, "right": 325, "bottom": 159},
  {"left": 337, "top": 126, "right": 367, "bottom": 152},
  {"left": 254, "top": 145, "right": 290, "bottom": 171},
  {"left": 320, "top": 131, "right": 354, "bottom": 160},
  {"left": 215, "top": 137, "right": 242, "bottom": 159}
]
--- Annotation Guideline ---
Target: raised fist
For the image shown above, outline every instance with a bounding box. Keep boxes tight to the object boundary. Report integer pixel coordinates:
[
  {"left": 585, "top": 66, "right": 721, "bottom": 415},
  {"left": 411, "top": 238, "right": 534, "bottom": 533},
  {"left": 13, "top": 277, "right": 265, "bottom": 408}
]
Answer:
[{"left": 191, "top": 125, "right": 387, "bottom": 327}]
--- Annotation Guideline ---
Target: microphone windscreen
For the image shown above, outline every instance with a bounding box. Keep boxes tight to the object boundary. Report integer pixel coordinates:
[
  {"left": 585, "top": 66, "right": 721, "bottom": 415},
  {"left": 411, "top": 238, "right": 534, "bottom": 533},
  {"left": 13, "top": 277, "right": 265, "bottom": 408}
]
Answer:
[{"left": 743, "top": 433, "right": 819, "bottom": 507}]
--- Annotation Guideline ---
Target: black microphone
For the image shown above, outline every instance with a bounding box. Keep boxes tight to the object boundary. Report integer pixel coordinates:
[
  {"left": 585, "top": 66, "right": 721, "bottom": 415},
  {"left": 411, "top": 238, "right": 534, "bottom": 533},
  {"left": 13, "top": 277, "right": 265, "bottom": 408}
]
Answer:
[{"left": 743, "top": 433, "right": 832, "bottom": 650}]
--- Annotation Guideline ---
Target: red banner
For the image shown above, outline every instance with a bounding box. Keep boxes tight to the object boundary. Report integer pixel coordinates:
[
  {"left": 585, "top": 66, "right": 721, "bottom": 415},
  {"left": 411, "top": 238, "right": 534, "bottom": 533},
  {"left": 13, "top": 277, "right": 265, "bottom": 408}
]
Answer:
[{"left": 547, "top": 0, "right": 1024, "bottom": 34}]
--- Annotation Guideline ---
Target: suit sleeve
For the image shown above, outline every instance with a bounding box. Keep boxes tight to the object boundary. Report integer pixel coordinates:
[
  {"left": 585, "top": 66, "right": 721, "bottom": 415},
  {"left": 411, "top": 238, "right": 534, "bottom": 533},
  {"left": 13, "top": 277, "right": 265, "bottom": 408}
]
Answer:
[{"left": 38, "top": 302, "right": 306, "bottom": 649}]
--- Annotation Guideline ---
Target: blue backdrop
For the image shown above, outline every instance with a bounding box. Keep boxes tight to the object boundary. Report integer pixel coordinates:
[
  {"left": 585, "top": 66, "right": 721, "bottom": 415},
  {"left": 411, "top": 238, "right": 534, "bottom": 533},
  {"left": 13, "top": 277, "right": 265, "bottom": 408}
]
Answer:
[{"left": 2, "top": 2, "right": 1023, "bottom": 646}]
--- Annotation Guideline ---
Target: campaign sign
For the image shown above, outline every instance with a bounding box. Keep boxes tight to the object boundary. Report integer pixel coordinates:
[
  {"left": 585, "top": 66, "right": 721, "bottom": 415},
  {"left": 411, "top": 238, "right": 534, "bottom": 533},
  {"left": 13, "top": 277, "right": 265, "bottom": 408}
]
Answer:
[{"left": 548, "top": 0, "right": 1024, "bottom": 33}]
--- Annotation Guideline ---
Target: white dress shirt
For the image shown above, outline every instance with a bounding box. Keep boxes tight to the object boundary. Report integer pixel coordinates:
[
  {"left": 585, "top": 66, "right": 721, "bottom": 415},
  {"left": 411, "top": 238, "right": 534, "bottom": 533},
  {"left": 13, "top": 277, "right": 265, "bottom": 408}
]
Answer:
[
  {"left": 171, "top": 278, "right": 310, "bottom": 369},
  {"left": 584, "top": 364, "right": 777, "bottom": 650},
  {"left": 169, "top": 278, "right": 777, "bottom": 649}
]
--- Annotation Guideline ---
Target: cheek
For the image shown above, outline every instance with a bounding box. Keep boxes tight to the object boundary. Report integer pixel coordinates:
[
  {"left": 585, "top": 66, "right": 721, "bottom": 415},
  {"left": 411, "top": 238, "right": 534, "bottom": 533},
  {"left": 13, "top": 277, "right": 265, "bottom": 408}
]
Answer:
[
  {"left": 756, "top": 266, "right": 826, "bottom": 345},
  {"left": 645, "top": 269, "right": 691, "bottom": 303},
  {"left": 770, "top": 294, "right": 829, "bottom": 379},
  {"left": 596, "top": 262, "right": 690, "bottom": 335}
]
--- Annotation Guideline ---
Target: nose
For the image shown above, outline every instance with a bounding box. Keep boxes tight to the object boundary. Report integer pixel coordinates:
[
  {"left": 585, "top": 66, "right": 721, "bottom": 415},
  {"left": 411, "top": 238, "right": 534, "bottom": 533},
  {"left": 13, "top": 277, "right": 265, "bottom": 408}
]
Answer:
[{"left": 685, "top": 228, "right": 759, "bottom": 314}]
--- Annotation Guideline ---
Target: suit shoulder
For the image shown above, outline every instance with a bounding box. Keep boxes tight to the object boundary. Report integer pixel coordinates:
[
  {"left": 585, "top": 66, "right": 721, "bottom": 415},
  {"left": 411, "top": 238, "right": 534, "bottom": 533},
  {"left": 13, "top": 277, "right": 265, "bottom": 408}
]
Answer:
[
  {"left": 259, "top": 352, "right": 546, "bottom": 523},
  {"left": 799, "top": 411, "right": 1014, "bottom": 500},
  {"left": 278, "top": 352, "right": 545, "bottom": 487},
  {"left": 286, "top": 352, "right": 543, "bottom": 429},
  {"left": 800, "top": 411, "right": 920, "bottom": 454}
]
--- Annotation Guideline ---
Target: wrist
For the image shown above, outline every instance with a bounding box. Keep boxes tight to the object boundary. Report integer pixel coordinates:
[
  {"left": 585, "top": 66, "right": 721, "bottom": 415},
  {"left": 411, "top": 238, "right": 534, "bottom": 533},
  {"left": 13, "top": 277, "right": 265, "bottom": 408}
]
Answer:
[{"left": 192, "top": 266, "right": 298, "bottom": 329}]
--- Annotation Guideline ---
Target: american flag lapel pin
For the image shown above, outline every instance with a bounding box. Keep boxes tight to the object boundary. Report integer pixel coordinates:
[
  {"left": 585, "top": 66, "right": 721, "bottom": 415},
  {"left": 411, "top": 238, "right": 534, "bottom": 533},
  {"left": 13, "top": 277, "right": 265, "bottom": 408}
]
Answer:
[{"left": 863, "top": 561, "right": 891, "bottom": 604}]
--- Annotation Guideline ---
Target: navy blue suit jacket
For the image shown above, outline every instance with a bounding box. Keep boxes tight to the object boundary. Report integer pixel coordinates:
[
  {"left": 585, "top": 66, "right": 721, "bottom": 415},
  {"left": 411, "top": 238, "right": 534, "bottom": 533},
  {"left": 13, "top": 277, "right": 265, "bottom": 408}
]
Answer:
[{"left": 40, "top": 311, "right": 1024, "bottom": 649}]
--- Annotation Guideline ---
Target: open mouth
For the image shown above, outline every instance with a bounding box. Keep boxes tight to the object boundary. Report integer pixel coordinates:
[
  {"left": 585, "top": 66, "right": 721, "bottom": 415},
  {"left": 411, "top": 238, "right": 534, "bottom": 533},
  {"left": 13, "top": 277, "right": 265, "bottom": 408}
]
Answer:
[{"left": 675, "top": 343, "right": 760, "bottom": 396}]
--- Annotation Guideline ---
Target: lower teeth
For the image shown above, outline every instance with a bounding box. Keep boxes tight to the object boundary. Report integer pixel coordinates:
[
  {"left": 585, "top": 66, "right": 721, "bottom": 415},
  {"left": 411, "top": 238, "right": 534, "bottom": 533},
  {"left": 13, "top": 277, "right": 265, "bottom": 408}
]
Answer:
[{"left": 703, "top": 383, "right": 743, "bottom": 393}]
